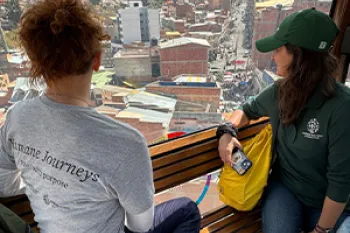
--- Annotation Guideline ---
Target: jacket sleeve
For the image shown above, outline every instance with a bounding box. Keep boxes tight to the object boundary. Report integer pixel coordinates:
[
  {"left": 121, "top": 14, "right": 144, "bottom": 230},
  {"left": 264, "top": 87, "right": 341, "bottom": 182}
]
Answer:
[
  {"left": 239, "top": 83, "right": 277, "bottom": 120},
  {"left": 326, "top": 100, "right": 350, "bottom": 203},
  {"left": 0, "top": 116, "right": 25, "bottom": 197}
]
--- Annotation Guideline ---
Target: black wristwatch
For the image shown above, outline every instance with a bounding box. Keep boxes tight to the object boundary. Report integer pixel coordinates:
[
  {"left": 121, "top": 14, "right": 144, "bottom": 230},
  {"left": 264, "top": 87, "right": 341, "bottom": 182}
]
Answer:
[{"left": 216, "top": 123, "right": 238, "bottom": 139}]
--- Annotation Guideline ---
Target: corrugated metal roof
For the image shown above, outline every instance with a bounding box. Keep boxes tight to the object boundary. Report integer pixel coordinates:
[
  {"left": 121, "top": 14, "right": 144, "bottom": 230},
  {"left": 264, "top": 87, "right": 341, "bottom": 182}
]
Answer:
[
  {"left": 100, "top": 85, "right": 134, "bottom": 93},
  {"left": 127, "top": 91, "right": 177, "bottom": 111},
  {"left": 159, "top": 37, "right": 210, "bottom": 49},
  {"left": 117, "top": 106, "right": 173, "bottom": 126}
]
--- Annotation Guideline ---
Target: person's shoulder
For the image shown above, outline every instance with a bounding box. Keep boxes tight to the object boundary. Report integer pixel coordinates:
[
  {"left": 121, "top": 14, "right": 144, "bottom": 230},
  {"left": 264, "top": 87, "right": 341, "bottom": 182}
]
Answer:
[
  {"left": 334, "top": 81, "right": 350, "bottom": 100},
  {"left": 4, "top": 97, "right": 41, "bottom": 121},
  {"left": 94, "top": 113, "right": 145, "bottom": 143},
  {"left": 327, "top": 82, "right": 350, "bottom": 115}
]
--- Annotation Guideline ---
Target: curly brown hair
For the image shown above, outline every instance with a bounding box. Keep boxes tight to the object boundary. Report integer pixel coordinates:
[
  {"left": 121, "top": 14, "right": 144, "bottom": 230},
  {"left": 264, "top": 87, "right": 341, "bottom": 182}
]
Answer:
[
  {"left": 277, "top": 44, "right": 338, "bottom": 126},
  {"left": 19, "top": 0, "right": 110, "bottom": 84}
]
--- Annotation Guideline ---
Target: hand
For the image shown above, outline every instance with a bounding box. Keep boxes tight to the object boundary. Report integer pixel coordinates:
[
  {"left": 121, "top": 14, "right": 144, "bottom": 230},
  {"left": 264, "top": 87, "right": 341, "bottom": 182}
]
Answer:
[{"left": 218, "top": 134, "right": 242, "bottom": 166}]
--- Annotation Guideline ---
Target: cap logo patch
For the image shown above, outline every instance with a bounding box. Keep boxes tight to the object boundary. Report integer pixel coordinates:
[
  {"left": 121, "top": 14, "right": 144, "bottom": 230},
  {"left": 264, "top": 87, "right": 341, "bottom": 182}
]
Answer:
[{"left": 319, "top": 41, "right": 327, "bottom": 49}]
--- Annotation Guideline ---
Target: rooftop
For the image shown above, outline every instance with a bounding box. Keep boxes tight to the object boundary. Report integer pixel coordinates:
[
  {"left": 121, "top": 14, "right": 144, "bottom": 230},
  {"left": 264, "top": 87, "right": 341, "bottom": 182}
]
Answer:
[
  {"left": 159, "top": 37, "right": 210, "bottom": 49},
  {"left": 91, "top": 70, "right": 114, "bottom": 89},
  {"left": 126, "top": 90, "right": 177, "bottom": 112},
  {"left": 117, "top": 106, "right": 173, "bottom": 127},
  {"left": 165, "top": 31, "right": 181, "bottom": 36},
  {"left": 255, "top": 0, "right": 294, "bottom": 8},
  {"left": 173, "top": 75, "right": 208, "bottom": 83},
  {"left": 7, "top": 53, "right": 28, "bottom": 64},
  {"left": 98, "top": 85, "right": 135, "bottom": 93}
]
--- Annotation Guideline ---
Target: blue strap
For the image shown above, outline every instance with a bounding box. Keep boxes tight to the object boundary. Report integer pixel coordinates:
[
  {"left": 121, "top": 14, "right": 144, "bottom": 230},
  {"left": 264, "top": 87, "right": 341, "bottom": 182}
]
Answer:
[{"left": 196, "top": 174, "right": 212, "bottom": 205}]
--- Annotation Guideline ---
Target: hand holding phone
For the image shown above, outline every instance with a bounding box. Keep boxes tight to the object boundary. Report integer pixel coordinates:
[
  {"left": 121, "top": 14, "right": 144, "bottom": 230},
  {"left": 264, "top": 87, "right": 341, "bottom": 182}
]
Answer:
[{"left": 231, "top": 148, "right": 252, "bottom": 175}]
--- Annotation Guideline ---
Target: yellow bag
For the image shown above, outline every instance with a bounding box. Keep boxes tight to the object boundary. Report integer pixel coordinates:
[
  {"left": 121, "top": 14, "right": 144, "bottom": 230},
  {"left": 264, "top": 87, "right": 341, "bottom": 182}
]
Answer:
[{"left": 217, "top": 124, "right": 272, "bottom": 211}]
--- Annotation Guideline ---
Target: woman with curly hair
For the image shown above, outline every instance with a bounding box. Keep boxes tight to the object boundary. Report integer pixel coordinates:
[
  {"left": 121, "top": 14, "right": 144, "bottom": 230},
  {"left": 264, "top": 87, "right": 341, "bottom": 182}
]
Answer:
[{"left": 0, "top": 1, "right": 201, "bottom": 232}]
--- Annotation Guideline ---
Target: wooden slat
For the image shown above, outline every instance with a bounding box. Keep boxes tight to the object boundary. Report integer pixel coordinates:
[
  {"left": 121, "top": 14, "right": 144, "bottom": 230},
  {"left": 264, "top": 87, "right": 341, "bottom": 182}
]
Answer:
[
  {"left": 201, "top": 206, "right": 235, "bottom": 228},
  {"left": 207, "top": 209, "right": 261, "bottom": 233},
  {"left": 235, "top": 220, "right": 262, "bottom": 233},
  {"left": 154, "top": 150, "right": 218, "bottom": 179},
  {"left": 155, "top": 159, "right": 223, "bottom": 193},
  {"left": 8, "top": 201, "right": 32, "bottom": 216},
  {"left": 152, "top": 139, "right": 218, "bottom": 169},
  {"left": 150, "top": 127, "right": 217, "bottom": 157},
  {"left": 237, "top": 122, "right": 268, "bottom": 140},
  {"left": 150, "top": 118, "right": 269, "bottom": 157},
  {"left": 206, "top": 212, "right": 246, "bottom": 232},
  {"left": 216, "top": 213, "right": 261, "bottom": 233}
]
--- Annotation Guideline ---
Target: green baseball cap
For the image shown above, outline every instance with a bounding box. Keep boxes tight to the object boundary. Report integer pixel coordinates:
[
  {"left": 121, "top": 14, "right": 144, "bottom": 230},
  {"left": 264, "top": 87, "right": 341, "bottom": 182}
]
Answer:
[{"left": 256, "top": 8, "right": 339, "bottom": 53}]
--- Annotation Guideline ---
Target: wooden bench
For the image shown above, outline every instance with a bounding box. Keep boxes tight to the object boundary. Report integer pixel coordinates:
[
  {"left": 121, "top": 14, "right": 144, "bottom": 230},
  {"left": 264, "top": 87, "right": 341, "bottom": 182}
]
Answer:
[{"left": 0, "top": 118, "right": 269, "bottom": 233}]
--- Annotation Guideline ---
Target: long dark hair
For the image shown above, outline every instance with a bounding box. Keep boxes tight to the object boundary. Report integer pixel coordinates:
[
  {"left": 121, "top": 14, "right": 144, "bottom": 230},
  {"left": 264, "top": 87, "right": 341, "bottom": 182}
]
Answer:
[{"left": 277, "top": 44, "right": 338, "bottom": 126}]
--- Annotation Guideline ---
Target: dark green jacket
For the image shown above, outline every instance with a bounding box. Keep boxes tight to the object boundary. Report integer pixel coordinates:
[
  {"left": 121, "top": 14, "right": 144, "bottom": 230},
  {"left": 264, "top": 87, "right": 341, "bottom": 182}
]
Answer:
[
  {"left": 241, "top": 81, "right": 350, "bottom": 210},
  {"left": 0, "top": 204, "right": 35, "bottom": 233}
]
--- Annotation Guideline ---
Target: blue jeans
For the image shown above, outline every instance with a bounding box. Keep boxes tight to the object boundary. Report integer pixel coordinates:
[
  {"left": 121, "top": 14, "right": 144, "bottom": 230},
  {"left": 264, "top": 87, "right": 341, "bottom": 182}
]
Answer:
[
  {"left": 125, "top": 197, "right": 201, "bottom": 233},
  {"left": 262, "top": 181, "right": 350, "bottom": 233}
]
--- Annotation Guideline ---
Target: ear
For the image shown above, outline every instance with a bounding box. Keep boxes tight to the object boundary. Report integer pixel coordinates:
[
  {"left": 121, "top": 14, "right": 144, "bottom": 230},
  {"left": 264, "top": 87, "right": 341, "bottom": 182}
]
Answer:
[{"left": 92, "top": 52, "right": 102, "bottom": 72}]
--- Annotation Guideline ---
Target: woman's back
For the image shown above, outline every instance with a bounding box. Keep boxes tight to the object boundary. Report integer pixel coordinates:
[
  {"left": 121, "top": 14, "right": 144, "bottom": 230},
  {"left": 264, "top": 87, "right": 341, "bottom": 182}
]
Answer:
[{"left": 2, "top": 96, "right": 154, "bottom": 233}]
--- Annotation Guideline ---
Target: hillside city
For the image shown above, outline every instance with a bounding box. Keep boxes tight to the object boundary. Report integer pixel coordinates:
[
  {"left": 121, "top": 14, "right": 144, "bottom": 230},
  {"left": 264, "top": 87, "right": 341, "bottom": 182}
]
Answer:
[{"left": 0, "top": 0, "right": 335, "bottom": 211}]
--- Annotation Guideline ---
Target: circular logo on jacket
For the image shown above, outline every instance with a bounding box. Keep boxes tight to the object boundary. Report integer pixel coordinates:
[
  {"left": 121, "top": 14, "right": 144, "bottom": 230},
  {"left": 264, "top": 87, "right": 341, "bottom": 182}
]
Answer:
[{"left": 307, "top": 118, "right": 320, "bottom": 134}]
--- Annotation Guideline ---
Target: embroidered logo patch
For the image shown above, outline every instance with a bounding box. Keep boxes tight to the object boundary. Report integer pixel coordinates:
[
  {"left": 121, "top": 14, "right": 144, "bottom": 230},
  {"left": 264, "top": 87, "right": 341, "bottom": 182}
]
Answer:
[{"left": 303, "top": 118, "right": 323, "bottom": 139}]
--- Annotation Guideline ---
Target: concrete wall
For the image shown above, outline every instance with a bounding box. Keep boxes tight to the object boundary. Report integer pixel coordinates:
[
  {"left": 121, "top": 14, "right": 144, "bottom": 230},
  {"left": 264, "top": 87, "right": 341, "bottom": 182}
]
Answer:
[
  {"left": 148, "top": 9, "right": 161, "bottom": 40},
  {"left": 114, "top": 55, "right": 152, "bottom": 77},
  {"left": 120, "top": 8, "right": 142, "bottom": 44},
  {"left": 160, "top": 44, "right": 209, "bottom": 77}
]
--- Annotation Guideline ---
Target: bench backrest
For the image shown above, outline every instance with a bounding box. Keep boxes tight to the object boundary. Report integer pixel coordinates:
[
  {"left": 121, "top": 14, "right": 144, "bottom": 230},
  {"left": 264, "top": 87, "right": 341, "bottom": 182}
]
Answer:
[{"left": 0, "top": 118, "right": 269, "bottom": 231}]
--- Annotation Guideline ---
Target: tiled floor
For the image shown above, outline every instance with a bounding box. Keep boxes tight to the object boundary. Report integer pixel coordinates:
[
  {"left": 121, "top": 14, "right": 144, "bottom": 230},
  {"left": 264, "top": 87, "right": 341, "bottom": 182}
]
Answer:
[{"left": 155, "top": 174, "right": 224, "bottom": 214}]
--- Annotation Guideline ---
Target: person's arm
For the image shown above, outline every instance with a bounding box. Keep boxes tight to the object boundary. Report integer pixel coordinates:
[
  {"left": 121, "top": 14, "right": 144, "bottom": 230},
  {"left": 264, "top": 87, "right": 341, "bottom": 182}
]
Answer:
[
  {"left": 111, "top": 134, "right": 155, "bottom": 233},
  {"left": 219, "top": 84, "right": 276, "bottom": 165},
  {"left": 228, "top": 109, "right": 250, "bottom": 129},
  {"left": 312, "top": 100, "right": 350, "bottom": 232},
  {"left": 312, "top": 197, "right": 346, "bottom": 232},
  {"left": 0, "top": 115, "right": 25, "bottom": 197}
]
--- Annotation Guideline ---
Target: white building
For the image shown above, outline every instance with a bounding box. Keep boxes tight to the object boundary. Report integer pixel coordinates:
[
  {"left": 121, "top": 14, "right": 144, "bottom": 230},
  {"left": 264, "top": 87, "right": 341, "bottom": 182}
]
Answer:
[{"left": 117, "top": 3, "right": 160, "bottom": 44}]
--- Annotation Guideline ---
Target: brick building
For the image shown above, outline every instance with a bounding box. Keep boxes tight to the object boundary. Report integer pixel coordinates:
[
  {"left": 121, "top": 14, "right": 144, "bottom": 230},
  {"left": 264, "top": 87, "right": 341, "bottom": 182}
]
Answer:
[
  {"left": 208, "top": 0, "right": 230, "bottom": 11},
  {"left": 161, "top": 17, "right": 185, "bottom": 33},
  {"left": 114, "top": 47, "right": 160, "bottom": 82},
  {"left": 146, "top": 75, "right": 221, "bottom": 112},
  {"left": 188, "top": 22, "right": 222, "bottom": 33},
  {"left": 175, "top": 0, "right": 195, "bottom": 18},
  {"left": 95, "top": 86, "right": 177, "bottom": 144},
  {"left": 252, "top": 0, "right": 333, "bottom": 70},
  {"left": 159, "top": 37, "right": 210, "bottom": 78}
]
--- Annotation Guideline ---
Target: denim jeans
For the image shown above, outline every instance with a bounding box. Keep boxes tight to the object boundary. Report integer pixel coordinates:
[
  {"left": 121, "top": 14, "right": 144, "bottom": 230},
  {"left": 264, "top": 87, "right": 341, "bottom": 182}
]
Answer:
[
  {"left": 262, "top": 180, "right": 350, "bottom": 233},
  {"left": 125, "top": 197, "right": 201, "bottom": 233}
]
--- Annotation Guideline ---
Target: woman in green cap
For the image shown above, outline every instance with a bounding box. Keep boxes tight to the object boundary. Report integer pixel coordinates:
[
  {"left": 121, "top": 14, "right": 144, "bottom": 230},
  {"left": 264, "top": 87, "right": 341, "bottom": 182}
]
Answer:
[{"left": 217, "top": 8, "right": 350, "bottom": 233}]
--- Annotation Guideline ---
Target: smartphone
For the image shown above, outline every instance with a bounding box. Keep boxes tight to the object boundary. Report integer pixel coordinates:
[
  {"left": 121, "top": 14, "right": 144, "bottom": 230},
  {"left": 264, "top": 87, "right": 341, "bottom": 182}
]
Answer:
[{"left": 231, "top": 147, "right": 252, "bottom": 175}]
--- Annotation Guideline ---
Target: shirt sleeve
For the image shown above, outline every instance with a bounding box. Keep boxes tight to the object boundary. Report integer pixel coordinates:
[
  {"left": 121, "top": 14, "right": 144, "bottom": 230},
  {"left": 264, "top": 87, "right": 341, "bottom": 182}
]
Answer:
[
  {"left": 239, "top": 83, "right": 276, "bottom": 120},
  {"left": 111, "top": 135, "right": 155, "bottom": 215},
  {"left": 327, "top": 100, "right": 350, "bottom": 203},
  {"left": 0, "top": 115, "right": 25, "bottom": 197}
]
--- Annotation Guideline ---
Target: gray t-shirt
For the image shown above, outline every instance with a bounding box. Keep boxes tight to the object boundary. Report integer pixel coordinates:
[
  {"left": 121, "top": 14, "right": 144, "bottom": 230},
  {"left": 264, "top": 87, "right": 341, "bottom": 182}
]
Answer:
[{"left": 0, "top": 95, "right": 155, "bottom": 233}]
